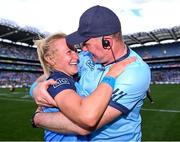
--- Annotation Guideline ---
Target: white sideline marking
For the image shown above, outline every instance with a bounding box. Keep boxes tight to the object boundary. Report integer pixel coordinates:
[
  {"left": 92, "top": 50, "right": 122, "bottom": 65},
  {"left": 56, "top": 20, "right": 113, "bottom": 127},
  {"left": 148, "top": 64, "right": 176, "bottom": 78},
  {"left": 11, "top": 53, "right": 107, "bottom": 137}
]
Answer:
[
  {"left": 142, "top": 108, "right": 180, "bottom": 113},
  {"left": 0, "top": 97, "right": 33, "bottom": 102}
]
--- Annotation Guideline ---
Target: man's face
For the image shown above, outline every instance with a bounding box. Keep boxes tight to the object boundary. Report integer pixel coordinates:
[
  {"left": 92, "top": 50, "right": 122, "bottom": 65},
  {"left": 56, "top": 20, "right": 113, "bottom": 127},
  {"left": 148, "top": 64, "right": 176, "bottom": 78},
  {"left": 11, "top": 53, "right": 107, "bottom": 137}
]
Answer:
[{"left": 82, "top": 37, "right": 108, "bottom": 64}]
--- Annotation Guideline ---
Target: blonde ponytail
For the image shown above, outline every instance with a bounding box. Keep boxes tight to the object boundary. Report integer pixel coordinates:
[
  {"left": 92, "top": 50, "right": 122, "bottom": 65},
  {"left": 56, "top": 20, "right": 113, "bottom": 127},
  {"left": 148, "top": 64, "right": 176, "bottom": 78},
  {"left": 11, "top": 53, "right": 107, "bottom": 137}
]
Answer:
[
  {"left": 34, "top": 33, "right": 66, "bottom": 78},
  {"left": 35, "top": 39, "right": 51, "bottom": 78}
]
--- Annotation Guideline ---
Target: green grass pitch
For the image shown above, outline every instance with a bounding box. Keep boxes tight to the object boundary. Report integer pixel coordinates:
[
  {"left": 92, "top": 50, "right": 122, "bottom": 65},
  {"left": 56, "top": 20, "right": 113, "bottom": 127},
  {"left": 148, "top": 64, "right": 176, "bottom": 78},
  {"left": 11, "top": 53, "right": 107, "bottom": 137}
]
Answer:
[{"left": 0, "top": 84, "right": 180, "bottom": 141}]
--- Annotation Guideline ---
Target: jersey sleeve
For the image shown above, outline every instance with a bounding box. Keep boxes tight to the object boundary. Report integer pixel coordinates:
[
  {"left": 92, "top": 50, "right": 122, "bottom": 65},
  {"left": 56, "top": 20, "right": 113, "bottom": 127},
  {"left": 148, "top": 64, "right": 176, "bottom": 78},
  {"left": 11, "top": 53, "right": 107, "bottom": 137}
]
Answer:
[
  {"left": 47, "top": 75, "right": 75, "bottom": 98},
  {"left": 29, "top": 82, "right": 37, "bottom": 97},
  {"left": 109, "top": 63, "right": 151, "bottom": 115}
]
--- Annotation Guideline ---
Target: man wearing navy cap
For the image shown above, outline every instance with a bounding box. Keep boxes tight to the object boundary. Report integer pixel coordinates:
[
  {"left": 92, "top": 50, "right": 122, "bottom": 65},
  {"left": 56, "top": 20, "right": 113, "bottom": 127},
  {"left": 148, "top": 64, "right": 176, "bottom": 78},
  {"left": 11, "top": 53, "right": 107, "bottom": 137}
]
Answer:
[{"left": 31, "top": 5, "right": 151, "bottom": 141}]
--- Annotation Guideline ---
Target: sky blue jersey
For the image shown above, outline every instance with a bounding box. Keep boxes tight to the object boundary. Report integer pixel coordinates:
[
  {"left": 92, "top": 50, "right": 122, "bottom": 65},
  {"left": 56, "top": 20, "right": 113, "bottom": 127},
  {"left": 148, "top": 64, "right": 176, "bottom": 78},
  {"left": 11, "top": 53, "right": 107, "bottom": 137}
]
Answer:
[{"left": 78, "top": 48, "right": 151, "bottom": 141}]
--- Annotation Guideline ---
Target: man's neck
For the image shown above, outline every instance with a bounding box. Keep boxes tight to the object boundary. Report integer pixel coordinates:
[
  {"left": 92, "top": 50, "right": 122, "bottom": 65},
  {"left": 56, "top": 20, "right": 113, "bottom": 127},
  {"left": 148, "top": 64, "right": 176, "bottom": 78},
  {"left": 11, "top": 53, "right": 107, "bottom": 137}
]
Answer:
[{"left": 103, "top": 45, "right": 128, "bottom": 66}]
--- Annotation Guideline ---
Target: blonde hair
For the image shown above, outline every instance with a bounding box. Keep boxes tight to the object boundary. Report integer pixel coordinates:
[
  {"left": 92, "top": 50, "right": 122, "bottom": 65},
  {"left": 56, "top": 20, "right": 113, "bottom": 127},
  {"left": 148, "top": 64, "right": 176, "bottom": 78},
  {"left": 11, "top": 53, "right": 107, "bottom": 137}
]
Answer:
[{"left": 35, "top": 33, "right": 66, "bottom": 78}]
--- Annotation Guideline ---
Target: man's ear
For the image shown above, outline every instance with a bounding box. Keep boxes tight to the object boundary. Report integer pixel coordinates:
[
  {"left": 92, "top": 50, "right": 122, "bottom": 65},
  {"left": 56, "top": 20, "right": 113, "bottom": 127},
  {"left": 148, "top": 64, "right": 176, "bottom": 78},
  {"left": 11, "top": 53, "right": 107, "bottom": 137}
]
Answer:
[
  {"left": 107, "top": 38, "right": 113, "bottom": 47},
  {"left": 102, "top": 36, "right": 113, "bottom": 49}
]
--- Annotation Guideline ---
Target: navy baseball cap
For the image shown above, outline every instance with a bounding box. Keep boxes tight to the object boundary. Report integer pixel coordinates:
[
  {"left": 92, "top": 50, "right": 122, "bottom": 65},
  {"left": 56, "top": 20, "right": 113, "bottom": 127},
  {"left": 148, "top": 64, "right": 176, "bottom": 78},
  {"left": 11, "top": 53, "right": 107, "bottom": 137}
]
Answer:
[{"left": 66, "top": 5, "right": 121, "bottom": 46}]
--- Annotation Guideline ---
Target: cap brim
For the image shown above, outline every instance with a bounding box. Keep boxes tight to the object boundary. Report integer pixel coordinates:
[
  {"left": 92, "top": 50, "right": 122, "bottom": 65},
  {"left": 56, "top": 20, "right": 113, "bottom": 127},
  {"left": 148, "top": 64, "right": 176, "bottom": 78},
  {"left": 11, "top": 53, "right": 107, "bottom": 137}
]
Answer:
[{"left": 66, "top": 31, "right": 90, "bottom": 46}]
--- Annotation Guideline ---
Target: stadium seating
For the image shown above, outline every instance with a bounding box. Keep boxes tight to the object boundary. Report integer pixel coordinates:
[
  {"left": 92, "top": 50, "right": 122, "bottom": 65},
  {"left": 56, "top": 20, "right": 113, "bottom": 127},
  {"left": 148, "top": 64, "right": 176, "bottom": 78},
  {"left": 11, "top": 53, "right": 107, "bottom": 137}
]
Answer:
[
  {"left": 0, "top": 19, "right": 180, "bottom": 87},
  {"left": 133, "top": 42, "right": 180, "bottom": 84},
  {"left": 0, "top": 41, "right": 42, "bottom": 87}
]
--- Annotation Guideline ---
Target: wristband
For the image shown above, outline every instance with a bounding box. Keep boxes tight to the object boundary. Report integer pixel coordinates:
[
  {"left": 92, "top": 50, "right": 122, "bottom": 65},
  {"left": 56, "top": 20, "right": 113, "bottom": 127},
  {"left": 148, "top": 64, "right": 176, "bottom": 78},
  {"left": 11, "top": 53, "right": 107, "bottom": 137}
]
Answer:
[
  {"left": 29, "top": 82, "right": 38, "bottom": 97},
  {"left": 31, "top": 111, "right": 41, "bottom": 128},
  {"left": 101, "top": 76, "right": 115, "bottom": 89}
]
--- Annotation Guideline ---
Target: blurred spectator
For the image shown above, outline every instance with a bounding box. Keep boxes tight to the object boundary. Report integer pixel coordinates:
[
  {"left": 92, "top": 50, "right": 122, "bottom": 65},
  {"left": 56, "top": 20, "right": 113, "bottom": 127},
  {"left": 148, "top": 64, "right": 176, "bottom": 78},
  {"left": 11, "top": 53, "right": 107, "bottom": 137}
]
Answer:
[{"left": 146, "top": 87, "right": 155, "bottom": 104}]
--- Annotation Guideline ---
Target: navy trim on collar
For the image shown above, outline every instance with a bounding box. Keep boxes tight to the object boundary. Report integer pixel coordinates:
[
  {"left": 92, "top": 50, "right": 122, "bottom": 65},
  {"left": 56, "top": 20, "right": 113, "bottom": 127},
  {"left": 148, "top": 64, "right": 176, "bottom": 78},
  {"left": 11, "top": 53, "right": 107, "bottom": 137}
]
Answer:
[{"left": 105, "top": 47, "right": 130, "bottom": 66}]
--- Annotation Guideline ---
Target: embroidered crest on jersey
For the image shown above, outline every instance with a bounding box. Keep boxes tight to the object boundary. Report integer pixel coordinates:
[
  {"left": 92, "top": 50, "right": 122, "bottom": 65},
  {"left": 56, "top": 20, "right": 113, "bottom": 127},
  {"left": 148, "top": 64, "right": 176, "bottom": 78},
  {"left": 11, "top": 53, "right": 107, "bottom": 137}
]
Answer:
[
  {"left": 53, "top": 78, "right": 70, "bottom": 88},
  {"left": 86, "top": 59, "right": 95, "bottom": 71}
]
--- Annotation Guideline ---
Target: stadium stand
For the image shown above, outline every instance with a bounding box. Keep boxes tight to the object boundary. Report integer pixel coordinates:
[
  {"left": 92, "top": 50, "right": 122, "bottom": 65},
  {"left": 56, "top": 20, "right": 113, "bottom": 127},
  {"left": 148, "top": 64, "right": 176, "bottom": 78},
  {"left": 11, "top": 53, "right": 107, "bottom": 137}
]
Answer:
[
  {"left": 0, "top": 18, "right": 45, "bottom": 88},
  {"left": 0, "top": 18, "right": 180, "bottom": 88},
  {"left": 133, "top": 42, "right": 180, "bottom": 84}
]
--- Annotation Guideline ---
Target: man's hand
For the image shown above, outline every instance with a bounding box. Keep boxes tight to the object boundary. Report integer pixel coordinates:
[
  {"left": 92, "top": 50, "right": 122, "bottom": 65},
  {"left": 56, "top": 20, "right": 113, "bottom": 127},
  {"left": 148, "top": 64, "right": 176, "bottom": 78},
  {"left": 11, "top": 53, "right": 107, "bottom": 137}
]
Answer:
[{"left": 33, "top": 79, "right": 57, "bottom": 107}]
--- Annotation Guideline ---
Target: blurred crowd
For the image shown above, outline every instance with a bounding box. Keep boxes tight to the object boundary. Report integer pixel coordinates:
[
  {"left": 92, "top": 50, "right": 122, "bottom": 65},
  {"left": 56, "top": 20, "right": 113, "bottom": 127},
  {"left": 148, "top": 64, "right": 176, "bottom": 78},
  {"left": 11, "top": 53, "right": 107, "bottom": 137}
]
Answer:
[
  {"left": 0, "top": 62, "right": 42, "bottom": 71},
  {"left": 0, "top": 71, "right": 41, "bottom": 87},
  {"left": 0, "top": 41, "right": 180, "bottom": 87},
  {"left": 0, "top": 42, "right": 38, "bottom": 60},
  {"left": 152, "top": 69, "right": 180, "bottom": 84},
  {"left": 134, "top": 42, "right": 180, "bottom": 59}
]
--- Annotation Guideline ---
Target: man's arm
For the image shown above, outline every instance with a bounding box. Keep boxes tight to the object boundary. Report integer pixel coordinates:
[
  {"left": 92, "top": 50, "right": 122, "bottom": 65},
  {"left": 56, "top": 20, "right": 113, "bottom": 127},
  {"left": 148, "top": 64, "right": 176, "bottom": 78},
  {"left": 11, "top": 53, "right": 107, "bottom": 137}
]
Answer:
[
  {"left": 34, "top": 106, "right": 121, "bottom": 135},
  {"left": 34, "top": 111, "right": 92, "bottom": 135}
]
